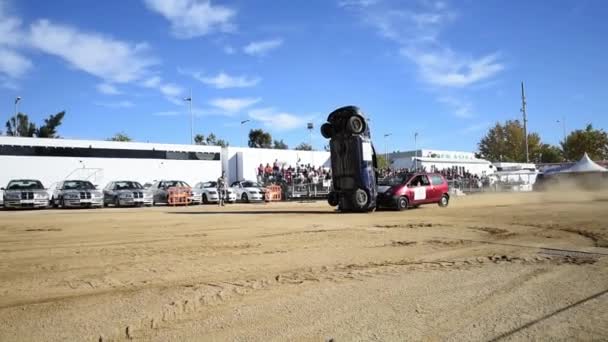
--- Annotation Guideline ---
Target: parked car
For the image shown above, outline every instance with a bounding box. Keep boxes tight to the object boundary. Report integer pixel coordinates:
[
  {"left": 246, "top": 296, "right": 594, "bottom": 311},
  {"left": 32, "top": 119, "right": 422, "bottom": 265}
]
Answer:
[
  {"left": 230, "top": 180, "right": 265, "bottom": 202},
  {"left": 321, "top": 105, "right": 378, "bottom": 212},
  {"left": 192, "top": 181, "right": 236, "bottom": 204},
  {"left": 103, "top": 180, "right": 153, "bottom": 207},
  {"left": 377, "top": 173, "right": 450, "bottom": 210},
  {"left": 148, "top": 180, "right": 192, "bottom": 205},
  {"left": 1, "top": 179, "right": 50, "bottom": 209},
  {"left": 51, "top": 180, "right": 103, "bottom": 208}
]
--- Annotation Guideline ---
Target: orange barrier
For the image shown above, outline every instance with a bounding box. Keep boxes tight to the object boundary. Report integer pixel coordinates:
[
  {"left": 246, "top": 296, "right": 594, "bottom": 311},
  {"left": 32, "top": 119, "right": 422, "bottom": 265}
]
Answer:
[
  {"left": 264, "top": 185, "right": 282, "bottom": 202},
  {"left": 168, "top": 187, "right": 192, "bottom": 206}
]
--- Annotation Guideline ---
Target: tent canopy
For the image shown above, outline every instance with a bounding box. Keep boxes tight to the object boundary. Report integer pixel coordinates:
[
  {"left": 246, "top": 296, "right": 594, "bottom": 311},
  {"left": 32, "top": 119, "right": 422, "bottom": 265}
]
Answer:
[{"left": 562, "top": 153, "right": 607, "bottom": 173}]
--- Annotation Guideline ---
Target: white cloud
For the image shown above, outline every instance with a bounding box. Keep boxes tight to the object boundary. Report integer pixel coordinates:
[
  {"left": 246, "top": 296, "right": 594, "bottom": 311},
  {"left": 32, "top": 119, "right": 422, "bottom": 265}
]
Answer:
[
  {"left": 153, "top": 110, "right": 181, "bottom": 116},
  {"left": 344, "top": 1, "right": 503, "bottom": 88},
  {"left": 437, "top": 96, "right": 473, "bottom": 118},
  {"left": 209, "top": 97, "right": 260, "bottom": 114},
  {"left": 96, "top": 82, "right": 121, "bottom": 95},
  {"left": 0, "top": 47, "right": 32, "bottom": 78},
  {"left": 192, "top": 71, "right": 260, "bottom": 89},
  {"left": 95, "top": 100, "right": 134, "bottom": 108},
  {"left": 243, "top": 38, "right": 283, "bottom": 56},
  {"left": 142, "top": 76, "right": 161, "bottom": 88},
  {"left": 159, "top": 82, "right": 183, "bottom": 97},
  {"left": 29, "top": 19, "right": 158, "bottom": 83},
  {"left": 338, "top": 0, "right": 379, "bottom": 8},
  {"left": 223, "top": 45, "right": 235, "bottom": 54},
  {"left": 144, "top": 0, "right": 236, "bottom": 39},
  {"left": 248, "top": 107, "right": 307, "bottom": 131}
]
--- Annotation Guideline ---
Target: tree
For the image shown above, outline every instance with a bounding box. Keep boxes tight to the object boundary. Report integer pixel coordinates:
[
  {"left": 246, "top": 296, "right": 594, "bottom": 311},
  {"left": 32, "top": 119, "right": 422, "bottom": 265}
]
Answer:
[
  {"left": 295, "top": 142, "right": 313, "bottom": 151},
  {"left": 477, "top": 120, "right": 542, "bottom": 162},
  {"left": 538, "top": 144, "right": 564, "bottom": 163},
  {"left": 248, "top": 129, "right": 272, "bottom": 148},
  {"left": 5, "top": 111, "right": 65, "bottom": 138},
  {"left": 561, "top": 124, "right": 608, "bottom": 161},
  {"left": 5, "top": 113, "right": 36, "bottom": 137},
  {"left": 273, "top": 139, "right": 288, "bottom": 149},
  {"left": 36, "top": 111, "right": 65, "bottom": 138},
  {"left": 194, "top": 133, "right": 229, "bottom": 147},
  {"left": 376, "top": 154, "right": 390, "bottom": 169},
  {"left": 107, "top": 132, "right": 132, "bottom": 142}
]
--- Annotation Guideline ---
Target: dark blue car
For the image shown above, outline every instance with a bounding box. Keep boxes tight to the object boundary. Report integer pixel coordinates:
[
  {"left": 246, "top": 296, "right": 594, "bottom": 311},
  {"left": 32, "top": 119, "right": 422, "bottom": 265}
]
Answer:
[{"left": 321, "top": 106, "right": 378, "bottom": 212}]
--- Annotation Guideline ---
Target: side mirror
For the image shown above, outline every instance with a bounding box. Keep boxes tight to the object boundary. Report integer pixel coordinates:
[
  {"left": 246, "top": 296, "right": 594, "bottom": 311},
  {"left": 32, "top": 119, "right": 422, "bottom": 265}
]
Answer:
[{"left": 0, "top": 187, "right": 4, "bottom": 191}]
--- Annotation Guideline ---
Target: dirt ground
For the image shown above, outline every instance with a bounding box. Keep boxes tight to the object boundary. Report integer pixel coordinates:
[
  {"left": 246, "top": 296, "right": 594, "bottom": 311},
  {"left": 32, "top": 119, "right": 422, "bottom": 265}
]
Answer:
[{"left": 0, "top": 192, "right": 607, "bottom": 341}]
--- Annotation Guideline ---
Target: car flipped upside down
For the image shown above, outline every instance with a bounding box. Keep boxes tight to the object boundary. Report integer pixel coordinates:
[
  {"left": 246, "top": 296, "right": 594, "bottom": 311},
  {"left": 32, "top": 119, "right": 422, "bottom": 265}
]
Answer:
[{"left": 321, "top": 105, "right": 378, "bottom": 212}]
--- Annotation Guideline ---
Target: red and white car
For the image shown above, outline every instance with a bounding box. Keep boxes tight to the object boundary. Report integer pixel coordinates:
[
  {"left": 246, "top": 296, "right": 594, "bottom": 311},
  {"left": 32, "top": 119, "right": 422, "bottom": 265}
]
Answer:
[{"left": 377, "top": 173, "right": 450, "bottom": 210}]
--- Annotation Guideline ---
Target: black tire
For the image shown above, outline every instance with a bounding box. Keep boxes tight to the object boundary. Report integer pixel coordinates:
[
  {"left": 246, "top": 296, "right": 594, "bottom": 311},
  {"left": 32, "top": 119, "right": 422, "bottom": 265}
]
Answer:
[
  {"left": 438, "top": 194, "right": 449, "bottom": 207},
  {"left": 242, "top": 193, "right": 249, "bottom": 203},
  {"left": 412, "top": 204, "right": 420, "bottom": 209},
  {"left": 60, "top": 198, "right": 66, "bottom": 209},
  {"left": 397, "top": 196, "right": 409, "bottom": 211},
  {"left": 51, "top": 197, "right": 58, "bottom": 208},
  {"left": 353, "top": 188, "right": 369, "bottom": 209},
  {"left": 114, "top": 196, "right": 120, "bottom": 208},
  {"left": 327, "top": 192, "right": 339, "bottom": 207},
  {"left": 321, "top": 123, "right": 334, "bottom": 139},
  {"left": 202, "top": 194, "right": 208, "bottom": 204},
  {"left": 347, "top": 115, "right": 366, "bottom": 134}
]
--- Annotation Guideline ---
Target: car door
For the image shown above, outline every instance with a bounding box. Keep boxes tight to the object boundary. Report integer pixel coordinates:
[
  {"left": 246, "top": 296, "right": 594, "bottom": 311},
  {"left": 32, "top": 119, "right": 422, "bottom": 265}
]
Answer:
[
  {"left": 408, "top": 175, "right": 431, "bottom": 204},
  {"left": 153, "top": 182, "right": 164, "bottom": 203},
  {"left": 103, "top": 182, "right": 113, "bottom": 204},
  {"left": 429, "top": 175, "right": 444, "bottom": 202}
]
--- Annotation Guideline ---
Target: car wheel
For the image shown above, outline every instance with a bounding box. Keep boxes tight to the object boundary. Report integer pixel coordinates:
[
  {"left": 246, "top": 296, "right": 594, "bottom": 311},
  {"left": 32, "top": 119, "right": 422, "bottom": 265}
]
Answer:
[
  {"left": 353, "top": 189, "right": 369, "bottom": 209},
  {"left": 412, "top": 204, "right": 420, "bottom": 209},
  {"left": 51, "top": 197, "right": 58, "bottom": 208},
  {"left": 397, "top": 196, "right": 408, "bottom": 211},
  {"left": 114, "top": 196, "right": 120, "bottom": 208},
  {"left": 347, "top": 115, "right": 366, "bottom": 134},
  {"left": 242, "top": 193, "right": 249, "bottom": 203},
  {"left": 438, "top": 194, "right": 449, "bottom": 207},
  {"left": 202, "top": 194, "right": 208, "bottom": 204},
  {"left": 327, "top": 191, "right": 339, "bottom": 207},
  {"left": 321, "top": 123, "right": 334, "bottom": 139},
  {"left": 60, "top": 198, "right": 66, "bottom": 209}
]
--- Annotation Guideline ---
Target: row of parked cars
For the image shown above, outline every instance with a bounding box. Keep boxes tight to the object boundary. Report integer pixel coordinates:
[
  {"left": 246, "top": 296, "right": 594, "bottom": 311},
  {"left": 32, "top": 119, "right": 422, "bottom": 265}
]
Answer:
[{"left": 0, "top": 178, "right": 268, "bottom": 209}]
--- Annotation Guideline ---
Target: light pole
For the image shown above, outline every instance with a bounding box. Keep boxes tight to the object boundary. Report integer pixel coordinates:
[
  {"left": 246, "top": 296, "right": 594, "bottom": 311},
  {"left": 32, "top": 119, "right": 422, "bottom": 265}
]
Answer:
[
  {"left": 183, "top": 89, "right": 193, "bottom": 144},
  {"left": 414, "top": 132, "right": 419, "bottom": 171},
  {"left": 556, "top": 117, "right": 566, "bottom": 143},
  {"left": 14, "top": 96, "right": 21, "bottom": 117},
  {"left": 383, "top": 133, "right": 392, "bottom": 168},
  {"left": 240, "top": 119, "right": 250, "bottom": 147}
]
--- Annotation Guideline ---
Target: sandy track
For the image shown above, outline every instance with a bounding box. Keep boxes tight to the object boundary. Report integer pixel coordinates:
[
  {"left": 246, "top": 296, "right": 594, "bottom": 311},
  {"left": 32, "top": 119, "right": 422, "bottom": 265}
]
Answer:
[{"left": 0, "top": 192, "right": 607, "bottom": 341}]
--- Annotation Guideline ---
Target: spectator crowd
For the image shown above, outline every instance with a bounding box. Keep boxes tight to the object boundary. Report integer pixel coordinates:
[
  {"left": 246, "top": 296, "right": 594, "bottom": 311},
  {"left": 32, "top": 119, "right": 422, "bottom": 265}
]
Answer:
[{"left": 257, "top": 160, "right": 332, "bottom": 187}]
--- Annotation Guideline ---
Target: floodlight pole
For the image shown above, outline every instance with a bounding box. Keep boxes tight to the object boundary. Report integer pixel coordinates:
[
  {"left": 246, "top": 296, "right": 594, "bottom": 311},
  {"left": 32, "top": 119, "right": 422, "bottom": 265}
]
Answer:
[
  {"left": 414, "top": 132, "right": 419, "bottom": 171},
  {"left": 521, "top": 82, "right": 529, "bottom": 163},
  {"left": 383, "top": 133, "right": 392, "bottom": 167}
]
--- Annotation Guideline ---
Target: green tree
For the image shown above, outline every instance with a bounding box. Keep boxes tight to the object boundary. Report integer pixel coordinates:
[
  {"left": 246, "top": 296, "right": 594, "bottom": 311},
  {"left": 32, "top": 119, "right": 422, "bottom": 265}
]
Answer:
[
  {"left": 273, "top": 139, "right": 288, "bottom": 149},
  {"left": 376, "top": 154, "right": 390, "bottom": 169},
  {"left": 295, "top": 142, "right": 313, "bottom": 151},
  {"left": 478, "top": 120, "right": 542, "bottom": 162},
  {"left": 194, "top": 133, "right": 229, "bottom": 147},
  {"left": 248, "top": 129, "right": 272, "bottom": 148},
  {"left": 538, "top": 144, "right": 564, "bottom": 163},
  {"left": 5, "top": 111, "right": 66, "bottom": 138},
  {"left": 36, "top": 111, "right": 65, "bottom": 138},
  {"left": 561, "top": 124, "right": 608, "bottom": 161},
  {"left": 5, "top": 113, "right": 36, "bottom": 137},
  {"left": 107, "top": 132, "right": 132, "bottom": 142}
]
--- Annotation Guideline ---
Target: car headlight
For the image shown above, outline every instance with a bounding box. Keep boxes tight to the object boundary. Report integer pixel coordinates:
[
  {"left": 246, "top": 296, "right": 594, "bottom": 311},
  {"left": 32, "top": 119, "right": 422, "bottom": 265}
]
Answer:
[
  {"left": 65, "top": 193, "right": 79, "bottom": 199},
  {"left": 34, "top": 193, "right": 48, "bottom": 199},
  {"left": 119, "top": 193, "right": 133, "bottom": 198},
  {"left": 92, "top": 192, "right": 102, "bottom": 198},
  {"left": 5, "top": 192, "right": 20, "bottom": 199},
  {"left": 249, "top": 191, "right": 258, "bottom": 195}
]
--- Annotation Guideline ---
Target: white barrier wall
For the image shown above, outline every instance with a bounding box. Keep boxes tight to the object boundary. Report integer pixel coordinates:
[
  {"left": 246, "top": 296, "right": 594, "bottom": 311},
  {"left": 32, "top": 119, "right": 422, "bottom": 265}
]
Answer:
[
  {"left": 0, "top": 137, "right": 221, "bottom": 189},
  {"left": 222, "top": 147, "right": 331, "bottom": 183}
]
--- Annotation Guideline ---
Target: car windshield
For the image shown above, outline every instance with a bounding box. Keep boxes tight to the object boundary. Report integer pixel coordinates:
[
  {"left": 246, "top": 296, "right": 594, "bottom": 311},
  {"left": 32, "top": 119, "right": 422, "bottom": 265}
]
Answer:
[
  {"left": 378, "top": 174, "right": 412, "bottom": 186},
  {"left": 204, "top": 182, "right": 217, "bottom": 188},
  {"left": 6, "top": 180, "right": 44, "bottom": 190},
  {"left": 62, "top": 181, "right": 95, "bottom": 190},
  {"left": 114, "top": 181, "right": 143, "bottom": 190},
  {"left": 242, "top": 181, "right": 262, "bottom": 188},
  {"left": 164, "top": 181, "right": 189, "bottom": 188}
]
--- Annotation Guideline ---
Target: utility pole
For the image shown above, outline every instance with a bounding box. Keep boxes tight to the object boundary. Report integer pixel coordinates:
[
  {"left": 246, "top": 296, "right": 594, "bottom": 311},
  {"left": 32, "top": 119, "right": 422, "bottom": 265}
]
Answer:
[
  {"left": 557, "top": 117, "right": 566, "bottom": 143},
  {"left": 14, "top": 96, "right": 21, "bottom": 117},
  {"left": 240, "top": 119, "right": 250, "bottom": 147},
  {"left": 183, "top": 89, "right": 193, "bottom": 144},
  {"left": 414, "top": 132, "right": 419, "bottom": 171},
  {"left": 383, "top": 133, "right": 392, "bottom": 167},
  {"left": 520, "top": 82, "right": 529, "bottom": 163}
]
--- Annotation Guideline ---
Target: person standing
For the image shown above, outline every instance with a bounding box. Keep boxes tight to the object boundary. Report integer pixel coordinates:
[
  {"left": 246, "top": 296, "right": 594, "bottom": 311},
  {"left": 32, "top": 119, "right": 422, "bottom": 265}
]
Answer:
[{"left": 217, "top": 171, "right": 227, "bottom": 207}]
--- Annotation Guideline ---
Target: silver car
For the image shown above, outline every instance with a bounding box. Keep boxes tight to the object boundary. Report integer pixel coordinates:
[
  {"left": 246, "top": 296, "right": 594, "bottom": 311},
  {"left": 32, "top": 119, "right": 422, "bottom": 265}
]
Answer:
[
  {"left": 51, "top": 180, "right": 103, "bottom": 208},
  {"left": 192, "top": 181, "right": 237, "bottom": 204},
  {"left": 1, "top": 179, "right": 50, "bottom": 209},
  {"left": 103, "top": 181, "right": 153, "bottom": 207},
  {"left": 148, "top": 180, "right": 192, "bottom": 205}
]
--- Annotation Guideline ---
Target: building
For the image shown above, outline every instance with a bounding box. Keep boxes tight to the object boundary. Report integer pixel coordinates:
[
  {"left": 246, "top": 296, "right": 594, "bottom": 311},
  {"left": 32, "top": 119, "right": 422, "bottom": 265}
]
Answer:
[
  {"left": 0, "top": 136, "right": 221, "bottom": 189},
  {"left": 388, "top": 149, "right": 494, "bottom": 177},
  {"left": 0, "top": 136, "right": 331, "bottom": 189}
]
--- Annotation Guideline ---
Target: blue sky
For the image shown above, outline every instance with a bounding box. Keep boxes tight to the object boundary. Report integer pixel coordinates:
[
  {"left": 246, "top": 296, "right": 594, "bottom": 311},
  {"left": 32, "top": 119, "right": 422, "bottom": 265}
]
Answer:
[{"left": 0, "top": 0, "right": 606, "bottom": 152}]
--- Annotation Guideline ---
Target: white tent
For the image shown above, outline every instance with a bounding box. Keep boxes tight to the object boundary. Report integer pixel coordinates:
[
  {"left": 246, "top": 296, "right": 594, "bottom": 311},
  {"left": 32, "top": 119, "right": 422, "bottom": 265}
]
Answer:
[{"left": 562, "top": 153, "right": 607, "bottom": 173}]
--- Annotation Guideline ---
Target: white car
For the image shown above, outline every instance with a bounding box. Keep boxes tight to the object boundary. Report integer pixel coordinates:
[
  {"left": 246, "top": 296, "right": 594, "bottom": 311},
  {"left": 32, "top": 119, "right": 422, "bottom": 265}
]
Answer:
[
  {"left": 230, "top": 180, "right": 266, "bottom": 203},
  {"left": 192, "top": 181, "right": 236, "bottom": 204},
  {"left": 51, "top": 180, "right": 103, "bottom": 208}
]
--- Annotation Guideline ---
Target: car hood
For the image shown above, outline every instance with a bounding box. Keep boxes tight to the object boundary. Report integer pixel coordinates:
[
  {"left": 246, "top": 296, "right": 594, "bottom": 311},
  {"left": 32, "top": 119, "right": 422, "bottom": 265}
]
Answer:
[
  {"left": 378, "top": 185, "right": 391, "bottom": 193},
  {"left": 114, "top": 189, "right": 145, "bottom": 194},
  {"left": 61, "top": 189, "right": 101, "bottom": 194},
  {"left": 4, "top": 189, "right": 47, "bottom": 194},
  {"left": 242, "top": 187, "right": 264, "bottom": 192}
]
